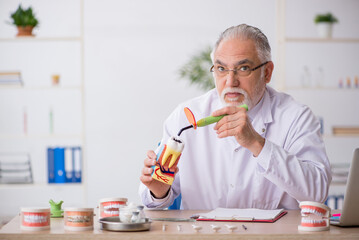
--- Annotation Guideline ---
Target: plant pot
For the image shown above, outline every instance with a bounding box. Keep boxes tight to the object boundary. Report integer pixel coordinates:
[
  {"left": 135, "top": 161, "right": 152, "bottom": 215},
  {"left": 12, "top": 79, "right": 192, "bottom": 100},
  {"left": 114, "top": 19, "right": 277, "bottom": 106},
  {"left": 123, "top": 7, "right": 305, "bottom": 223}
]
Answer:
[
  {"left": 16, "top": 26, "right": 34, "bottom": 37},
  {"left": 316, "top": 23, "right": 333, "bottom": 38}
]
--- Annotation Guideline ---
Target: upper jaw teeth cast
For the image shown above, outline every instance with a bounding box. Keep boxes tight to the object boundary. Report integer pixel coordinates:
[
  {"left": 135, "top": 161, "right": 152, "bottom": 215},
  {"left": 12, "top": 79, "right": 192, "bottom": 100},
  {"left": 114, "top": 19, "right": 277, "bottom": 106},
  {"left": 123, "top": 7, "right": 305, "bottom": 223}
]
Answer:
[
  {"left": 24, "top": 214, "right": 48, "bottom": 223},
  {"left": 301, "top": 208, "right": 326, "bottom": 217},
  {"left": 104, "top": 203, "right": 120, "bottom": 215},
  {"left": 104, "top": 210, "right": 119, "bottom": 215},
  {"left": 161, "top": 137, "right": 184, "bottom": 168}
]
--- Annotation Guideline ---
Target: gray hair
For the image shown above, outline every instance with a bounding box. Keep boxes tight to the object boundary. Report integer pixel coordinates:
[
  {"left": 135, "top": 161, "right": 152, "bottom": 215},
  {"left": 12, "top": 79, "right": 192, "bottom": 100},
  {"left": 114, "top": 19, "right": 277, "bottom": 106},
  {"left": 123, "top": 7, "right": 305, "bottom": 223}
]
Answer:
[{"left": 211, "top": 24, "right": 271, "bottom": 63}]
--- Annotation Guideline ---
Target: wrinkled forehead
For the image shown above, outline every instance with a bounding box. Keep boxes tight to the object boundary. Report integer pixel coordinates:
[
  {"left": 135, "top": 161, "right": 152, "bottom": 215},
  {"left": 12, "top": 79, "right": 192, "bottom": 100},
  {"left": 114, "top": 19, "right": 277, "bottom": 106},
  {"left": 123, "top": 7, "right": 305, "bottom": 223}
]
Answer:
[{"left": 214, "top": 38, "right": 259, "bottom": 65}]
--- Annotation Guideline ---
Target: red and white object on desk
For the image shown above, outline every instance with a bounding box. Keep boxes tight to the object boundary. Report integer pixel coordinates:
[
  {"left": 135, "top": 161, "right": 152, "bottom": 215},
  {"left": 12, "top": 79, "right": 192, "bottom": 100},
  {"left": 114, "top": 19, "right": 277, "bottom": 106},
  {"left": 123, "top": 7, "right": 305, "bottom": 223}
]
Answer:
[
  {"left": 298, "top": 201, "right": 331, "bottom": 232},
  {"left": 20, "top": 207, "right": 51, "bottom": 231},
  {"left": 98, "top": 197, "right": 128, "bottom": 218},
  {"left": 64, "top": 208, "right": 94, "bottom": 231}
]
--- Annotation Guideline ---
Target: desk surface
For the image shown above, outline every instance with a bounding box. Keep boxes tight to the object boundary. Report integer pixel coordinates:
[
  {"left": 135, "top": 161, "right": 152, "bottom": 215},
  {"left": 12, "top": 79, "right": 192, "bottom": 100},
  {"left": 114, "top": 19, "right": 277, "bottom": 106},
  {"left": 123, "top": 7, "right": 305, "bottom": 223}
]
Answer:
[{"left": 0, "top": 210, "right": 358, "bottom": 240}]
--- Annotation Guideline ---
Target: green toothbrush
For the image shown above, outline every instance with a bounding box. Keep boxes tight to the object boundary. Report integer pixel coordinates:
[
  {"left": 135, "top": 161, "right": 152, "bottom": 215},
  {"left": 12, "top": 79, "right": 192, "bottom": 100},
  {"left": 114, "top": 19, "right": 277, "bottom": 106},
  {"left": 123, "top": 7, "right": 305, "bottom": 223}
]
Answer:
[{"left": 178, "top": 104, "right": 248, "bottom": 136}]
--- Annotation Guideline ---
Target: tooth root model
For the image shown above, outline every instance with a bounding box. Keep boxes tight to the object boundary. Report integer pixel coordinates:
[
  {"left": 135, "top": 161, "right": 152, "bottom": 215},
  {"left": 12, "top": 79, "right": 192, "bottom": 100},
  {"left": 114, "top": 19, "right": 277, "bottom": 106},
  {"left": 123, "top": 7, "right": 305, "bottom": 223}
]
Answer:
[{"left": 152, "top": 136, "right": 184, "bottom": 185}]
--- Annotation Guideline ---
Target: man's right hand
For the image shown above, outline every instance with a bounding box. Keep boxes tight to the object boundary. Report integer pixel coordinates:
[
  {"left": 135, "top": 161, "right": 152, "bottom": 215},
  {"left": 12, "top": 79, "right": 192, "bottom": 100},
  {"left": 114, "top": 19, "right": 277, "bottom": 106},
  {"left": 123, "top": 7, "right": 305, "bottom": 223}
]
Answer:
[{"left": 140, "top": 150, "right": 172, "bottom": 199}]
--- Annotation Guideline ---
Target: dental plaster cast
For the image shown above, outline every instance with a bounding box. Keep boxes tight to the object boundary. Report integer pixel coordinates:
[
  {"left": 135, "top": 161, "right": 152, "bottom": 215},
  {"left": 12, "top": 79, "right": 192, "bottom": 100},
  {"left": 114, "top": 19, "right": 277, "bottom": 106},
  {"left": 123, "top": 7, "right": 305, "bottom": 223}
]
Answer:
[
  {"left": 298, "top": 201, "right": 331, "bottom": 232},
  {"left": 64, "top": 208, "right": 94, "bottom": 231},
  {"left": 98, "top": 197, "right": 127, "bottom": 218},
  {"left": 20, "top": 207, "right": 51, "bottom": 231},
  {"left": 152, "top": 136, "right": 184, "bottom": 185}
]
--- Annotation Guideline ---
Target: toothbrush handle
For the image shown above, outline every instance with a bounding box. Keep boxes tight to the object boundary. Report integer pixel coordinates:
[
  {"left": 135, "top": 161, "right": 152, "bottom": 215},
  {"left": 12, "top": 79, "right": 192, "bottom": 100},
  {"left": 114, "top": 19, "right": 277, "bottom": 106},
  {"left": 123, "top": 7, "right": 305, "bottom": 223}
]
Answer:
[{"left": 196, "top": 104, "right": 248, "bottom": 127}]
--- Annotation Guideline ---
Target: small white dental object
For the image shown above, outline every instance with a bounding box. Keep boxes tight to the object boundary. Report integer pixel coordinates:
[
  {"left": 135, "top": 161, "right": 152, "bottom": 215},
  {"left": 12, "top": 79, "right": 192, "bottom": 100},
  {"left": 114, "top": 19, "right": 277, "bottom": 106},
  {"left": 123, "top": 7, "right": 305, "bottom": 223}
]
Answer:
[
  {"left": 225, "top": 224, "right": 237, "bottom": 232},
  {"left": 210, "top": 224, "right": 221, "bottom": 233},
  {"left": 162, "top": 224, "right": 167, "bottom": 232},
  {"left": 192, "top": 224, "right": 202, "bottom": 233},
  {"left": 177, "top": 224, "right": 182, "bottom": 231},
  {"left": 131, "top": 211, "right": 140, "bottom": 223}
]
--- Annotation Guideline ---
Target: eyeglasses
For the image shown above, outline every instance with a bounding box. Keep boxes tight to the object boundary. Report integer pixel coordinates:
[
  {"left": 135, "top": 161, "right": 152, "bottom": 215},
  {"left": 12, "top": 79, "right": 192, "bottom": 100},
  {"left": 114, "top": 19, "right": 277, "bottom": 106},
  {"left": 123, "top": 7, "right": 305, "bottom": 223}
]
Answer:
[{"left": 210, "top": 61, "right": 269, "bottom": 77}]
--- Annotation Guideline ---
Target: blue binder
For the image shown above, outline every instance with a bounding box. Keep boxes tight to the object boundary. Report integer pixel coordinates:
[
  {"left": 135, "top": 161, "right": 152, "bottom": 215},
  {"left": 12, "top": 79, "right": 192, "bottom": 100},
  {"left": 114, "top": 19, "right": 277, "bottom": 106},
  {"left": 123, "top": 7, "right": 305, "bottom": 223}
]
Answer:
[
  {"left": 54, "top": 147, "right": 66, "bottom": 183},
  {"left": 47, "top": 148, "right": 55, "bottom": 183}
]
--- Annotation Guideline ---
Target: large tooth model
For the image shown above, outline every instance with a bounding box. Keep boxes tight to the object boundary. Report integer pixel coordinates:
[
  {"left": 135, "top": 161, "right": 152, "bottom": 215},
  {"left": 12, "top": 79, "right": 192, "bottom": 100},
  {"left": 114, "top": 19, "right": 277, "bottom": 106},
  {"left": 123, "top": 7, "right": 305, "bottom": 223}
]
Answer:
[{"left": 151, "top": 136, "right": 184, "bottom": 185}]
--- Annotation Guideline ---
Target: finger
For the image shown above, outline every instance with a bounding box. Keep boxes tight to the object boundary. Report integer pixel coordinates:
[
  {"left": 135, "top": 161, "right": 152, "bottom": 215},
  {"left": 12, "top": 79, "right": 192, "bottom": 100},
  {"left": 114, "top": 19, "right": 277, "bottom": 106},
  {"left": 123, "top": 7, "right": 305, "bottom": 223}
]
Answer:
[
  {"left": 214, "top": 111, "right": 243, "bottom": 130},
  {"left": 141, "top": 166, "right": 154, "bottom": 176},
  {"left": 216, "top": 115, "right": 248, "bottom": 138},
  {"left": 147, "top": 150, "right": 157, "bottom": 159},
  {"left": 212, "top": 106, "right": 238, "bottom": 117},
  {"left": 216, "top": 121, "right": 240, "bottom": 135},
  {"left": 217, "top": 125, "right": 242, "bottom": 138},
  {"left": 144, "top": 157, "right": 156, "bottom": 168},
  {"left": 140, "top": 175, "right": 153, "bottom": 185}
]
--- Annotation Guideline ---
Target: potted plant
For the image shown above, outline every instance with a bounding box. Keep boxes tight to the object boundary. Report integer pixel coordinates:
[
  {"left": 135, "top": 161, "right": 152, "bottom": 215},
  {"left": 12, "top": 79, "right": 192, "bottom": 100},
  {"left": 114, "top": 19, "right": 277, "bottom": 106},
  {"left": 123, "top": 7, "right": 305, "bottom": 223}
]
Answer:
[
  {"left": 9, "top": 4, "right": 39, "bottom": 37},
  {"left": 178, "top": 46, "right": 215, "bottom": 91},
  {"left": 314, "top": 13, "right": 338, "bottom": 38}
]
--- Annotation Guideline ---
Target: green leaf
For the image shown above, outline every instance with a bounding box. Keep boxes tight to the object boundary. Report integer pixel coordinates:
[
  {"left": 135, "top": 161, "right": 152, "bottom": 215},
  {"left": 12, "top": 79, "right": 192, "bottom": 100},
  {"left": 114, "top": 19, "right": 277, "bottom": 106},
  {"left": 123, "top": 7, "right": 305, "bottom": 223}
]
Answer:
[
  {"left": 314, "top": 13, "right": 338, "bottom": 24},
  {"left": 178, "top": 46, "right": 215, "bottom": 91},
  {"left": 8, "top": 4, "right": 39, "bottom": 27}
]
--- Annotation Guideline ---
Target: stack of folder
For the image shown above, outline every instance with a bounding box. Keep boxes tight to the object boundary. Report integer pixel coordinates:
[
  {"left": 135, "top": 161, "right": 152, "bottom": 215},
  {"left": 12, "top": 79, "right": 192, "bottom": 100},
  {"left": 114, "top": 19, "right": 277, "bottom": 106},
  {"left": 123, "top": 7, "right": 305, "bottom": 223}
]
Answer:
[{"left": 47, "top": 147, "right": 82, "bottom": 184}]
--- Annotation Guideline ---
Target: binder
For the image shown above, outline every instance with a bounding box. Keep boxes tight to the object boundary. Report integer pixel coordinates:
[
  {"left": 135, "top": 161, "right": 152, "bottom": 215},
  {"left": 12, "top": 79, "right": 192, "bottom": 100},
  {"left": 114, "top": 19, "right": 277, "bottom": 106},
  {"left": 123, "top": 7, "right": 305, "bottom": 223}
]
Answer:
[
  {"left": 73, "top": 147, "right": 82, "bottom": 183},
  {"left": 65, "top": 148, "right": 74, "bottom": 182},
  {"left": 47, "top": 148, "right": 55, "bottom": 183},
  {"left": 47, "top": 146, "right": 81, "bottom": 184},
  {"left": 54, "top": 147, "right": 65, "bottom": 183}
]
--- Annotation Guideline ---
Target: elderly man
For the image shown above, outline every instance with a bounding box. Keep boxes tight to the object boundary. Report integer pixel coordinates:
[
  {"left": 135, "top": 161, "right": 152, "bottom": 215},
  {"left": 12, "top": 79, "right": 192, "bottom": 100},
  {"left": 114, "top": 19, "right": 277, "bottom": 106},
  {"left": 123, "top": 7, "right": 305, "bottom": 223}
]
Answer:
[{"left": 139, "top": 24, "right": 331, "bottom": 210}]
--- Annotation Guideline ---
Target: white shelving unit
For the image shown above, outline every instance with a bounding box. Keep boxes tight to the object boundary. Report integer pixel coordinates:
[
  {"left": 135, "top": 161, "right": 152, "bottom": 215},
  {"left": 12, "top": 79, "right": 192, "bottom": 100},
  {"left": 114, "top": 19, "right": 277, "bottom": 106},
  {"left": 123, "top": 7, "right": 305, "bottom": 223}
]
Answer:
[
  {"left": 0, "top": 0, "right": 86, "bottom": 219},
  {"left": 285, "top": 37, "right": 359, "bottom": 43},
  {"left": 276, "top": 0, "right": 359, "bottom": 207}
]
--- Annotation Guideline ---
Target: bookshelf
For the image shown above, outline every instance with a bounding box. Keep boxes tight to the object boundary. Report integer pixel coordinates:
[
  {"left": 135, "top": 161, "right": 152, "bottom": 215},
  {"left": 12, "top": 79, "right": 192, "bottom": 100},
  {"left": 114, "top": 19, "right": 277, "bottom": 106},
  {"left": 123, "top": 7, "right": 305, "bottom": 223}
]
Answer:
[
  {"left": 284, "top": 37, "right": 359, "bottom": 43},
  {"left": 276, "top": 0, "right": 359, "bottom": 208},
  {"left": 0, "top": 37, "right": 82, "bottom": 42},
  {"left": 0, "top": 0, "right": 86, "bottom": 218}
]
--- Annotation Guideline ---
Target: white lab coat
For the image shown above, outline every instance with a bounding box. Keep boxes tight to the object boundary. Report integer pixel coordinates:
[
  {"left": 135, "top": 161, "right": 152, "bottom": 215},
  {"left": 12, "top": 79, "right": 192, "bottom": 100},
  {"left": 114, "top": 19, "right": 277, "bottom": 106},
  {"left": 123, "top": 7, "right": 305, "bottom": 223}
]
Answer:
[{"left": 139, "top": 86, "right": 332, "bottom": 210}]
